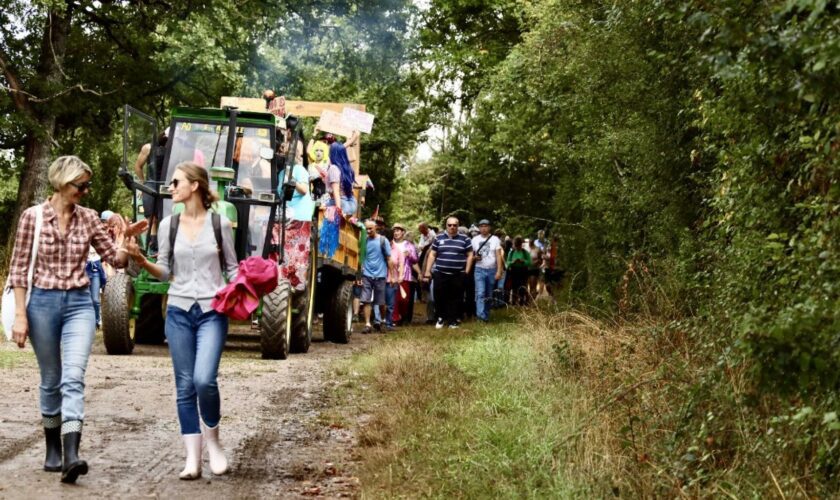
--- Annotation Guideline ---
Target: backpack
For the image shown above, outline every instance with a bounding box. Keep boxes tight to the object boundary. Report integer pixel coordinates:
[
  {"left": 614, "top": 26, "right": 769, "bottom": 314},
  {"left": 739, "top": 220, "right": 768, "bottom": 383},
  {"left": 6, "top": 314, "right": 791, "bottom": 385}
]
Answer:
[{"left": 169, "top": 212, "right": 225, "bottom": 271}]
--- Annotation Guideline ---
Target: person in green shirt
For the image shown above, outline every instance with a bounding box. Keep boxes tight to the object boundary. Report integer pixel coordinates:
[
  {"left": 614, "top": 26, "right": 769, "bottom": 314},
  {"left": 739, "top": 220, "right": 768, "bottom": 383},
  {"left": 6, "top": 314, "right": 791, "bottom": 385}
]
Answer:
[{"left": 505, "top": 236, "right": 531, "bottom": 306}]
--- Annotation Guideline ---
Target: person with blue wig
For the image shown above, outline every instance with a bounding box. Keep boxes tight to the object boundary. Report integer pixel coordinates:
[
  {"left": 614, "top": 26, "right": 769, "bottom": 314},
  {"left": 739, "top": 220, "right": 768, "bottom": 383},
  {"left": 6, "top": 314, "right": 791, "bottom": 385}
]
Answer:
[{"left": 326, "top": 142, "right": 357, "bottom": 216}]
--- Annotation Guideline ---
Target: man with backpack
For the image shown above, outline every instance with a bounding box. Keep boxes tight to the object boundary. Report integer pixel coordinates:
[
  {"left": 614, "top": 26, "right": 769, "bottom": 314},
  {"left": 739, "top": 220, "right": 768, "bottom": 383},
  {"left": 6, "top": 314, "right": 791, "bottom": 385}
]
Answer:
[
  {"left": 361, "top": 220, "right": 392, "bottom": 333},
  {"left": 471, "top": 219, "right": 503, "bottom": 323}
]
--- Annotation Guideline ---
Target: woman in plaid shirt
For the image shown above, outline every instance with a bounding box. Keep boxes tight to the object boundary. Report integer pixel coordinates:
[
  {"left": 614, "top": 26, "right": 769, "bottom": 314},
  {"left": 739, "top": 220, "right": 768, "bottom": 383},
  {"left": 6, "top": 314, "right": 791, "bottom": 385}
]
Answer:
[{"left": 8, "top": 156, "right": 146, "bottom": 483}]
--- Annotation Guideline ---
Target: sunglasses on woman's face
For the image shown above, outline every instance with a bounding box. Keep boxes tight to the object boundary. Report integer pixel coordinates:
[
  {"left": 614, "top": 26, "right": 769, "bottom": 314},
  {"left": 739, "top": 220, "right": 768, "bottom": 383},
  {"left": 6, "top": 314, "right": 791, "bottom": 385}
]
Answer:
[
  {"left": 69, "top": 180, "right": 92, "bottom": 192},
  {"left": 169, "top": 178, "right": 181, "bottom": 189}
]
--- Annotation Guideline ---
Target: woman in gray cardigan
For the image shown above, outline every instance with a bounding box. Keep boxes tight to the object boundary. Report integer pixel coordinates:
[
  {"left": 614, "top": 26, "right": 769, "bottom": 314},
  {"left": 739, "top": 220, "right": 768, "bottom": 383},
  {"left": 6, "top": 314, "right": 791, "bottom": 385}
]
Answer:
[{"left": 130, "top": 162, "right": 238, "bottom": 479}]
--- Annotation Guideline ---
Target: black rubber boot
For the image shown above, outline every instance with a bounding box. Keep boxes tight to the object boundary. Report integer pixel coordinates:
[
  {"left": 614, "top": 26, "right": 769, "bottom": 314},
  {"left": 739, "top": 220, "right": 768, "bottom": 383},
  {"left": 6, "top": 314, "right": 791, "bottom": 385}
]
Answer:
[
  {"left": 61, "top": 430, "right": 88, "bottom": 484},
  {"left": 43, "top": 426, "right": 62, "bottom": 472}
]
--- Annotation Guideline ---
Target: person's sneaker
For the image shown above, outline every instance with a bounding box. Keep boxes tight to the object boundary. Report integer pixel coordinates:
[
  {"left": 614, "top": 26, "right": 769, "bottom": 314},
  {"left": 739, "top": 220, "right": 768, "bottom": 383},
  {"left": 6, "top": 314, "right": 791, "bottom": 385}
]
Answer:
[
  {"left": 435, "top": 319, "right": 445, "bottom": 330},
  {"left": 374, "top": 322, "right": 382, "bottom": 332},
  {"left": 362, "top": 325, "right": 372, "bottom": 334},
  {"left": 386, "top": 324, "right": 396, "bottom": 332},
  {"left": 448, "top": 322, "right": 459, "bottom": 329}
]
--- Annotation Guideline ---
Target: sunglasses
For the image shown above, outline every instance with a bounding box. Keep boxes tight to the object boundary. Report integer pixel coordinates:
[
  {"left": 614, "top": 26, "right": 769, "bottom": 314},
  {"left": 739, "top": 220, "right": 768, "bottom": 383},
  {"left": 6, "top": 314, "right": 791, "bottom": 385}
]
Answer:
[
  {"left": 447, "top": 223, "right": 458, "bottom": 227},
  {"left": 169, "top": 178, "right": 182, "bottom": 188},
  {"left": 69, "top": 180, "right": 92, "bottom": 192}
]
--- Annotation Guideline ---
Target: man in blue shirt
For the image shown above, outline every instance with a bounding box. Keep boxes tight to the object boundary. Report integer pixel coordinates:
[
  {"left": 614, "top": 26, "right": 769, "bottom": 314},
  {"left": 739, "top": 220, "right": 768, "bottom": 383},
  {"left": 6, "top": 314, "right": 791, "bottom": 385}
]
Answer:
[
  {"left": 362, "top": 220, "right": 392, "bottom": 333},
  {"left": 422, "top": 216, "right": 474, "bottom": 329}
]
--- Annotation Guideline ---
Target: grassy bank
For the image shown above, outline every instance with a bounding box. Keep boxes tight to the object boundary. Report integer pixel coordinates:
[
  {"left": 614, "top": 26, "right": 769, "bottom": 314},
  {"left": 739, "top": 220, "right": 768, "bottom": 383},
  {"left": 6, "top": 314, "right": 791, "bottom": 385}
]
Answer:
[
  {"left": 332, "top": 307, "right": 836, "bottom": 498},
  {"left": 333, "top": 310, "right": 616, "bottom": 498}
]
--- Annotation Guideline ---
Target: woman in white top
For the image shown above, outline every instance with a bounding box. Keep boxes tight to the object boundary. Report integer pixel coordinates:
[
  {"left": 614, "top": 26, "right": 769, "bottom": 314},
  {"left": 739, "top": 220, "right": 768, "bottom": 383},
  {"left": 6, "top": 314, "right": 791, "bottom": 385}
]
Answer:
[{"left": 129, "top": 162, "right": 238, "bottom": 480}]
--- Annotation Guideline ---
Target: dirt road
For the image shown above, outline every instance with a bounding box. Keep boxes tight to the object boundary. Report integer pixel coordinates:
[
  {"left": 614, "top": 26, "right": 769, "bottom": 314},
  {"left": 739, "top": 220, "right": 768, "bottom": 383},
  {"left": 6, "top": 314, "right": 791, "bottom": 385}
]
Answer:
[{"left": 0, "top": 327, "right": 373, "bottom": 499}]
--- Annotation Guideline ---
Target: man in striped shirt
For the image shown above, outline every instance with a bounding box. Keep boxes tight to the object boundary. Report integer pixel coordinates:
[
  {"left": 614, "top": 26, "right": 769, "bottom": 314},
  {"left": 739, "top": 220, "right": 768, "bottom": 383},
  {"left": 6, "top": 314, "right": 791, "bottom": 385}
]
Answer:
[{"left": 422, "top": 216, "right": 474, "bottom": 329}]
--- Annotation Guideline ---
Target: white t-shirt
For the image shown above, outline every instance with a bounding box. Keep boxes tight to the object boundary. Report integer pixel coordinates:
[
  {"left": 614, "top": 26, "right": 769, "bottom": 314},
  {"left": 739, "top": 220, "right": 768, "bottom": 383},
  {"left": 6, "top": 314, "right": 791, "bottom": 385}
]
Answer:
[{"left": 471, "top": 235, "right": 501, "bottom": 270}]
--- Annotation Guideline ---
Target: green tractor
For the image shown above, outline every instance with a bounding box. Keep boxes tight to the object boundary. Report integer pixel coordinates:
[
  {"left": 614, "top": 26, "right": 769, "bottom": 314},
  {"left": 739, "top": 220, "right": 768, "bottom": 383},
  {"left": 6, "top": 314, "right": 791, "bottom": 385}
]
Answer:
[{"left": 102, "top": 104, "right": 314, "bottom": 359}]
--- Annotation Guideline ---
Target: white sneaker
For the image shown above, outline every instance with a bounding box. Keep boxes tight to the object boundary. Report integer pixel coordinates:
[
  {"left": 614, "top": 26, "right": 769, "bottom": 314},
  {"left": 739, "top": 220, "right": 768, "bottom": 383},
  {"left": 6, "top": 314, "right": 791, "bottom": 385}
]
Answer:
[{"left": 435, "top": 319, "right": 445, "bottom": 330}]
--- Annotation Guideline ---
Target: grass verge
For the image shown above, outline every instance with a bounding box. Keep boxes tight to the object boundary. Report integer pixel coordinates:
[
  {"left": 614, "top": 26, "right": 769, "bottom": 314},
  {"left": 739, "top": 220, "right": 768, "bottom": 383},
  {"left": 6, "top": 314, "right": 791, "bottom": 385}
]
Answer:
[
  {"left": 333, "top": 304, "right": 837, "bottom": 497},
  {"left": 336, "top": 310, "right": 617, "bottom": 498}
]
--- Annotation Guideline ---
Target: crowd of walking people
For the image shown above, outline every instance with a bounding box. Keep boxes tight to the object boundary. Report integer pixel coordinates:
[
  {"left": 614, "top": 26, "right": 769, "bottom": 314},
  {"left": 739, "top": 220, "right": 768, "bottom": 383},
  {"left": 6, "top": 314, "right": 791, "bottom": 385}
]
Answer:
[{"left": 354, "top": 214, "right": 564, "bottom": 331}]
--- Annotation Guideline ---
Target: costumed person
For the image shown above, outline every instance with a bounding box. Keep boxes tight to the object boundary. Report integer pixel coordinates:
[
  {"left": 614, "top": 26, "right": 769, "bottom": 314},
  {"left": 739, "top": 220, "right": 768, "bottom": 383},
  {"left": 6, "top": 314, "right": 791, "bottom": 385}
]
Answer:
[
  {"left": 390, "top": 223, "right": 418, "bottom": 325},
  {"left": 318, "top": 142, "right": 357, "bottom": 259},
  {"left": 276, "top": 137, "right": 315, "bottom": 290},
  {"left": 307, "top": 138, "right": 330, "bottom": 202},
  {"left": 8, "top": 156, "right": 146, "bottom": 484},
  {"left": 326, "top": 142, "right": 357, "bottom": 216},
  {"left": 127, "top": 162, "right": 238, "bottom": 480}
]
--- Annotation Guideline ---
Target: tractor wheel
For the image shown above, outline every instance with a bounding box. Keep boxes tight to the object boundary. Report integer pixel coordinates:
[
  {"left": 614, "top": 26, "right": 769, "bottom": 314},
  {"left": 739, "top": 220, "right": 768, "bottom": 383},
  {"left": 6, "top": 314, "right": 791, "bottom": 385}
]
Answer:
[
  {"left": 260, "top": 278, "right": 293, "bottom": 360},
  {"left": 290, "top": 247, "right": 317, "bottom": 353},
  {"left": 135, "top": 294, "right": 166, "bottom": 345},
  {"left": 323, "top": 280, "right": 353, "bottom": 344},
  {"left": 290, "top": 289, "right": 312, "bottom": 353},
  {"left": 102, "top": 272, "right": 134, "bottom": 355}
]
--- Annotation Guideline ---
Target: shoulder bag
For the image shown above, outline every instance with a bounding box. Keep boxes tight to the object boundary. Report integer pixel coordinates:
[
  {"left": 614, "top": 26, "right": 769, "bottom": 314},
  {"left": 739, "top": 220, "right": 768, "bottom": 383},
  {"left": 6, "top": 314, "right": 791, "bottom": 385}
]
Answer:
[{"left": 2, "top": 204, "right": 44, "bottom": 339}]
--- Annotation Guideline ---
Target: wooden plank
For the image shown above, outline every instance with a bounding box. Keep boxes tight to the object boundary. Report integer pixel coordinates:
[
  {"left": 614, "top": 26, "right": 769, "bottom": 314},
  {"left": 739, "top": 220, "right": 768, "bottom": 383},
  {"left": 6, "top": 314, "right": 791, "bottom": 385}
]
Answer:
[
  {"left": 285, "top": 100, "right": 365, "bottom": 117},
  {"left": 220, "top": 97, "right": 365, "bottom": 117}
]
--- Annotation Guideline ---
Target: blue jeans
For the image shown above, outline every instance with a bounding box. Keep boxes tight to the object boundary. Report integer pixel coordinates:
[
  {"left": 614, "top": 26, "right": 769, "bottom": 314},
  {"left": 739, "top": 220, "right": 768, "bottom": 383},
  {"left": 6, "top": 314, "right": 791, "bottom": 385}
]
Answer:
[
  {"left": 373, "top": 283, "right": 397, "bottom": 327},
  {"left": 27, "top": 287, "right": 96, "bottom": 422},
  {"left": 474, "top": 267, "right": 496, "bottom": 321},
  {"left": 87, "top": 269, "right": 101, "bottom": 325},
  {"left": 165, "top": 304, "right": 228, "bottom": 435}
]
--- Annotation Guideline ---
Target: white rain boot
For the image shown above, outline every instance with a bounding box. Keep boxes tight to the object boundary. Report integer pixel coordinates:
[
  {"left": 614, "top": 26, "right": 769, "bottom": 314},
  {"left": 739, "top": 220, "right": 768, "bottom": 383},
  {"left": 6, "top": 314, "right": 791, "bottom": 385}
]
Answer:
[
  {"left": 179, "top": 434, "right": 202, "bottom": 480},
  {"left": 201, "top": 422, "right": 229, "bottom": 475}
]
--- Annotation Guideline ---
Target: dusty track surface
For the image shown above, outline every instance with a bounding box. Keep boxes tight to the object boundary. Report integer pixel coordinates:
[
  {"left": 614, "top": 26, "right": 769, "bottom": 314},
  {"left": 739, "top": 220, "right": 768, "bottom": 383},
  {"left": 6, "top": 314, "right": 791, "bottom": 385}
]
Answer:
[{"left": 0, "top": 325, "right": 374, "bottom": 499}]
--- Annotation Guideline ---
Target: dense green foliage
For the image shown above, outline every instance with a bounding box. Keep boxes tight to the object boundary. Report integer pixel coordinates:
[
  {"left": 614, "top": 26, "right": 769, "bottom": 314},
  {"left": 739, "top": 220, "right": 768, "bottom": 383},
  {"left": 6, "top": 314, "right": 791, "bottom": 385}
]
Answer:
[
  {"left": 392, "top": 0, "right": 840, "bottom": 493},
  {"left": 0, "top": 0, "right": 422, "bottom": 241},
  {"left": 403, "top": 0, "right": 840, "bottom": 390}
]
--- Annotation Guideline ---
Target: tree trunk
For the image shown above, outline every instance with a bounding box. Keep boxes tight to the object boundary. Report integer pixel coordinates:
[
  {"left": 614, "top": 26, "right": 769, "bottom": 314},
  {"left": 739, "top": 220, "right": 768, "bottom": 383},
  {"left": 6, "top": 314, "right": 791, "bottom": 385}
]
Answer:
[{"left": 8, "top": 5, "right": 72, "bottom": 237}]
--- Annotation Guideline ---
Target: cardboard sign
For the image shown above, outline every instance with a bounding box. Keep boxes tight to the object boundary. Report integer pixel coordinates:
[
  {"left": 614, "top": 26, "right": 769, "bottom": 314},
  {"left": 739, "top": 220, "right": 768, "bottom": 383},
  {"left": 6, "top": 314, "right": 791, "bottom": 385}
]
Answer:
[
  {"left": 341, "top": 107, "right": 375, "bottom": 134},
  {"left": 316, "top": 110, "right": 355, "bottom": 138}
]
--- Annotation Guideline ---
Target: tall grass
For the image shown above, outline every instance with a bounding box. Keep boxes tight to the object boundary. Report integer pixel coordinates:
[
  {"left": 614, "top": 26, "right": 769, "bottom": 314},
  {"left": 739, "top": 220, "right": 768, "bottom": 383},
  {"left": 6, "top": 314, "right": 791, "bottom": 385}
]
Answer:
[
  {"left": 342, "top": 314, "right": 616, "bottom": 498},
  {"left": 338, "top": 304, "right": 836, "bottom": 497}
]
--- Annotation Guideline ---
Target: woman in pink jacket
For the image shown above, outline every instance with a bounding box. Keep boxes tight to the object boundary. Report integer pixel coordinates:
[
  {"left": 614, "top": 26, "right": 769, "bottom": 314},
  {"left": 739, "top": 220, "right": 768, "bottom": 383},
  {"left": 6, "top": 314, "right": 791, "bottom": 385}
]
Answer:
[{"left": 390, "top": 223, "right": 418, "bottom": 325}]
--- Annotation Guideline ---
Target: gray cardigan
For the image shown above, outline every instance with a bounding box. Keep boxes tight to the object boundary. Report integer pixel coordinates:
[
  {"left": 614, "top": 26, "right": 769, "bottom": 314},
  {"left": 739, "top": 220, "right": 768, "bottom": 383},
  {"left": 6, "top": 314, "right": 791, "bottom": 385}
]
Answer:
[{"left": 156, "top": 214, "right": 239, "bottom": 313}]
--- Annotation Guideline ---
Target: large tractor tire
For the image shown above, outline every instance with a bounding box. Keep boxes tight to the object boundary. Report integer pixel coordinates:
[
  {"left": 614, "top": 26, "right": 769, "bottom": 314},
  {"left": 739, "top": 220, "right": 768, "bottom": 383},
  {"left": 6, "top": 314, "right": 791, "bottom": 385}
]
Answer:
[
  {"left": 260, "top": 278, "right": 293, "bottom": 360},
  {"left": 102, "top": 272, "right": 134, "bottom": 355},
  {"left": 135, "top": 294, "right": 166, "bottom": 345},
  {"left": 290, "top": 289, "right": 313, "bottom": 353},
  {"left": 323, "top": 280, "right": 353, "bottom": 344}
]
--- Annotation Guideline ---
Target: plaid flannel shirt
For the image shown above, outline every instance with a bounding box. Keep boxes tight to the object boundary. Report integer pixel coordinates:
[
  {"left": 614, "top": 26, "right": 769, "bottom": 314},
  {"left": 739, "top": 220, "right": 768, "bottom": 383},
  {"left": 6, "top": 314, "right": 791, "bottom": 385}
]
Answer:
[{"left": 9, "top": 202, "right": 120, "bottom": 290}]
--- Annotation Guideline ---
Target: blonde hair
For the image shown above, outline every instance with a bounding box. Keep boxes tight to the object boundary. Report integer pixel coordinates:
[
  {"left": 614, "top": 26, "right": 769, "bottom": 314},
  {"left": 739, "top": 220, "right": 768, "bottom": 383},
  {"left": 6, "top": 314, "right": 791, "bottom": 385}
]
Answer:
[
  {"left": 48, "top": 156, "right": 93, "bottom": 190},
  {"left": 175, "top": 161, "right": 219, "bottom": 209}
]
